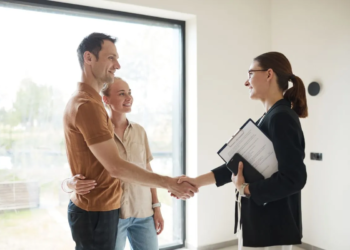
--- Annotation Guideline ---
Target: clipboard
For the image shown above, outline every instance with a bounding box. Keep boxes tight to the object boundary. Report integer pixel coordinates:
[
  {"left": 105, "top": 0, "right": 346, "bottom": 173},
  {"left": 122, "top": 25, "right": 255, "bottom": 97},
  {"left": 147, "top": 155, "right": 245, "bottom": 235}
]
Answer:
[
  {"left": 226, "top": 153, "right": 264, "bottom": 183},
  {"left": 217, "top": 118, "right": 277, "bottom": 181},
  {"left": 217, "top": 119, "right": 254, "bottom": 163}
]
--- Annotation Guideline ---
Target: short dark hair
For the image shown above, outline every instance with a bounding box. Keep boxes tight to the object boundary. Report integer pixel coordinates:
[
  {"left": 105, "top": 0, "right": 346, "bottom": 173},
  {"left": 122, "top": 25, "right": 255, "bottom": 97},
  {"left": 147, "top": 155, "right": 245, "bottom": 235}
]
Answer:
[{"left": 77, "top": 33, "right": 117, "bottom": 70}]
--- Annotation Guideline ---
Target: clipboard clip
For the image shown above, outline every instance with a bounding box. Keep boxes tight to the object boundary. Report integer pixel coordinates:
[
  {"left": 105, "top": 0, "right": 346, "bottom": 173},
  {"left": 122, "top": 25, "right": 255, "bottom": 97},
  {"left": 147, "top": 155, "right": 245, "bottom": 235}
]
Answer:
[{"left": 226, "top": 129, "right": 242, "bottom": 146}]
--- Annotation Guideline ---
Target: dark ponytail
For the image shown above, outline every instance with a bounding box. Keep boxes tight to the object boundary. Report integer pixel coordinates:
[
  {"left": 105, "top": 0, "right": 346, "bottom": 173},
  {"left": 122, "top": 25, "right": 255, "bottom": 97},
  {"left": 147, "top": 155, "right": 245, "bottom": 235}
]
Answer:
[
  {"left": 254, "top": 52, "right": 308, "bottom": 118},
  {"left": 284, "top": 75, "right": 308, "bottom": 118}
]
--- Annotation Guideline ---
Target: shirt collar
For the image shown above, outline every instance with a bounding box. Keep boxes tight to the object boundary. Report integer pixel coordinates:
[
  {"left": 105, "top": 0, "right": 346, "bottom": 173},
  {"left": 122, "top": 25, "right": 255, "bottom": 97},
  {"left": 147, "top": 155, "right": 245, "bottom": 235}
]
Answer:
[
  {"left": 127, "top": 120, "right": 134, "bottom": 128},
  {"left": 258, "top": 99, "right": 291, "bottom": 124},
  {"left": 112, "top": 119, "right": 134, "bottom": 129},
  {"left": 77, "top": 82, "right": 102, "bottom": 103}
]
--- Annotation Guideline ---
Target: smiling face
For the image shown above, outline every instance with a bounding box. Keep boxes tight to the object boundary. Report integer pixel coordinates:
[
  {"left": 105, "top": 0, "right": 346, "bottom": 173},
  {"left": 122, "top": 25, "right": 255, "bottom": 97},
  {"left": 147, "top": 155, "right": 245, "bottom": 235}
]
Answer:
[
  {"left": 244, "top": 60, "right": 271, "bottom": 100},
  {"left": 102, "top": 78, "right": 133, "bottom": 114},
  {"left": 89, "top": 40, "right": 121, "bottom": 84}
]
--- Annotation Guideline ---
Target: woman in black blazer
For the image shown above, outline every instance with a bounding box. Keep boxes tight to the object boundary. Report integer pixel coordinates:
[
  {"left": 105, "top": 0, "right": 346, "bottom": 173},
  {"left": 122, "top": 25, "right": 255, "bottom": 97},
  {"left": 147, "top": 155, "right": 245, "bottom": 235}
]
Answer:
[{"left": 178, "top": 52, "right": 308, "bottom": 250}]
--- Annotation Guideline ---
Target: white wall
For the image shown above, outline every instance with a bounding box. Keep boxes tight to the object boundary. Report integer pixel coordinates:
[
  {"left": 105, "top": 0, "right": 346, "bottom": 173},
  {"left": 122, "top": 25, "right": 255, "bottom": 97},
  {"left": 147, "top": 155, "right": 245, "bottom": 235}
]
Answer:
[{"left": 271, "top": 1, "right": 350, "bottom": 249}]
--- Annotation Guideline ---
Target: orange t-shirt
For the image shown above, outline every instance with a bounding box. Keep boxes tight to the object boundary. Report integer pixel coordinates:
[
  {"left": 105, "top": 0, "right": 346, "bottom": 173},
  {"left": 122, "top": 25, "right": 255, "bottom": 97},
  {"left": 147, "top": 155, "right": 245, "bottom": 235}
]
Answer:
[{"left": 63, "top": 82, "right": 122, "bottom": 211}]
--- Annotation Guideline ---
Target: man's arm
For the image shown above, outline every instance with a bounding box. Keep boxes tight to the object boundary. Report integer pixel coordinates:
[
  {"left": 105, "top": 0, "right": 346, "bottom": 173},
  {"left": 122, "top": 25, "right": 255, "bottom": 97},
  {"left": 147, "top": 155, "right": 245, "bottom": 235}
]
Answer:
[{"left": 89, "top": 139, "right": 198, "bottom": 199}]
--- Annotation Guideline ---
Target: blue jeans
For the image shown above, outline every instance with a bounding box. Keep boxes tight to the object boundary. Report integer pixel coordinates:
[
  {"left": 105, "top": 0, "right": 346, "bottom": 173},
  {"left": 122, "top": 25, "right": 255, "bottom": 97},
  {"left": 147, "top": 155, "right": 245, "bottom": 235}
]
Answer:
[{"left": 115, "top": 216, "right": 158, "bottom": 250}]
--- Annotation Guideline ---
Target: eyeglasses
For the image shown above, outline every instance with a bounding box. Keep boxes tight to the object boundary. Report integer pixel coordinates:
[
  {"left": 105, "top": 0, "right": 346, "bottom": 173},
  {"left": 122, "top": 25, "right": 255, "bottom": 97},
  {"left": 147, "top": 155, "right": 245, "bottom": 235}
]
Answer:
[{"left": 248, "top": 69, "right": 268, "bottom": 79}]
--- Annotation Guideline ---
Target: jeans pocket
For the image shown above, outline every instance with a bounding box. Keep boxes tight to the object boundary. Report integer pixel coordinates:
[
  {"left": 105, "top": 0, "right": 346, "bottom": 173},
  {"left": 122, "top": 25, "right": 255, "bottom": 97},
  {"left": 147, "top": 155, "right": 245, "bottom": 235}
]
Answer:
[
  {"left": 68, "top": 211, "right": 85, "bottom": 226},
  {"left": 68, "top": 200, "right": 86, "bottom": 214},
  {"left": 68, "top": 203, "right": 87, "bottom": 229},
  {"left": 92, "top": 212, "right": 100, "bottom": 232}
]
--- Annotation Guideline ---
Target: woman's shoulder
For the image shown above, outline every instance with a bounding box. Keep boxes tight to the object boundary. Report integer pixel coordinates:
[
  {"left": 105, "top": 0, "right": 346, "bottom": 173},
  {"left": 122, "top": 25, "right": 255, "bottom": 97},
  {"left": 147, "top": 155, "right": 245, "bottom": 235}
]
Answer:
[
  {"left": 269, "top": 106, "right": 300, "bottom": 124},
  {"left": 129, "top": 121, "right": 147, "bottom": 133},
  {"left": 265, "top": 107, "right": 303, "bottom": 137}
]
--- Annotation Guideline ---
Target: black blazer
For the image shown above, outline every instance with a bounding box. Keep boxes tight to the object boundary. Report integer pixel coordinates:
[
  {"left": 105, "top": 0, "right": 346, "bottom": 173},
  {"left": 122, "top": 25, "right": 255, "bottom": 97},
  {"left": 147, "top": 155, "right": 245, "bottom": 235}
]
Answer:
[{"left": 212, "top": 99, "right": 307, "bottom": 247}]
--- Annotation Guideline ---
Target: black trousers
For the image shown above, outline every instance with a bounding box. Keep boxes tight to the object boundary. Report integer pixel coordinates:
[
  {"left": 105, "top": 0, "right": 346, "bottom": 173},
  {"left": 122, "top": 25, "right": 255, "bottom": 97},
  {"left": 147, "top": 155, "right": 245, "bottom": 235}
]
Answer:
[{"left": 68, "top": 200, "right": 120, "bottom": 250}]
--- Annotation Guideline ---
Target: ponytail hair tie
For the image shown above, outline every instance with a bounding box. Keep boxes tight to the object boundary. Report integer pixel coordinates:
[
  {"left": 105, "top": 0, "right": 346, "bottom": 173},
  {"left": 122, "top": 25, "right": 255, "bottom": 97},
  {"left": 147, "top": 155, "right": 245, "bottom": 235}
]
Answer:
[{"left": 290, "top": 74, "right": 296, "bottom": 80}]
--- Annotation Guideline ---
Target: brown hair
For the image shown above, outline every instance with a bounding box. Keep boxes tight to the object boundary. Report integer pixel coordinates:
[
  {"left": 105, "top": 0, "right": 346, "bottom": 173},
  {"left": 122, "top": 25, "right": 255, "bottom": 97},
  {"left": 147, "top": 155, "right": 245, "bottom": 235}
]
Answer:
[
  {"left": 254, "top": 52, "right": 308, "bottom": 118},
  {"left": 77, "top": 33, "right": 117, "bottom": 70}
]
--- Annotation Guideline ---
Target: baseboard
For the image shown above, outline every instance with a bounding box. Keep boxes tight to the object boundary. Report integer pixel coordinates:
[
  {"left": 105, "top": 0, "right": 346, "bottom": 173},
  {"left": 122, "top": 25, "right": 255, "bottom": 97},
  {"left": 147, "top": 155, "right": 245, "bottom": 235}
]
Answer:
[
  {"left": 299, "top": 242, "right": 325, "bottom": 250},
  {"left": 186, "top": 240, "right": 324, "bottom": 250},
  {"left": 186, "top": 239, "right": 238, "bottom": 250}
]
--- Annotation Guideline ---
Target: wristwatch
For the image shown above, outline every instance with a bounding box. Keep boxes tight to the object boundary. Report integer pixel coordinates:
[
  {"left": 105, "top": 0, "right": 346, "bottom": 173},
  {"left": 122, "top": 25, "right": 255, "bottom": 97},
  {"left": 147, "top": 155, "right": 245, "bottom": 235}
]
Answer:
[
  {"left": 152, "top": 202, "right": 161, "bottom": 209},
  {"left": 239, "top": 183, "right": 249, "bottom": 197}
]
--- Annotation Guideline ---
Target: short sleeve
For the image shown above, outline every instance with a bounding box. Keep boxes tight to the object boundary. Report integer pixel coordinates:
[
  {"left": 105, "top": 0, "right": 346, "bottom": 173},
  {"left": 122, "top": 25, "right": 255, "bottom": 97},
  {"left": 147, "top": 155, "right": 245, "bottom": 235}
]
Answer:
[{"left": 75, "top": 102, "right": 113, "bottom": 146}]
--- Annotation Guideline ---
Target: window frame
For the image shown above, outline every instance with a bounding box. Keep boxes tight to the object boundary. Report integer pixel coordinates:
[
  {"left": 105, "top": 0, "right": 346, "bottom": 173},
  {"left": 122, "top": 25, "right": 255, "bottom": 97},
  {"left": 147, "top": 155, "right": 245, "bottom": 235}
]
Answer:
[{"left": 0, "top": 0, "right": 187, "bottom": 249}]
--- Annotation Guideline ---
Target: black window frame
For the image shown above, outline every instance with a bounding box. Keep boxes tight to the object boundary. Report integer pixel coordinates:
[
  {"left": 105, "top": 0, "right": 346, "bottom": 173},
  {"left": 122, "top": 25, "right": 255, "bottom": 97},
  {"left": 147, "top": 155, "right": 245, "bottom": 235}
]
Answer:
[{"left": 0, "top": 0, "right": 186, "bottom": 249}]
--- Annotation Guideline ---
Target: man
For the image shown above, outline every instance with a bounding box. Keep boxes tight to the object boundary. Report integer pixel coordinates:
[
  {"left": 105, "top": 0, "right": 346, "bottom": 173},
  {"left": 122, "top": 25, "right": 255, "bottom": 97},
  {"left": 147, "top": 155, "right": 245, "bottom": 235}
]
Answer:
[{"left": 64, "top": 33, "right": 197, "bottom": 250}]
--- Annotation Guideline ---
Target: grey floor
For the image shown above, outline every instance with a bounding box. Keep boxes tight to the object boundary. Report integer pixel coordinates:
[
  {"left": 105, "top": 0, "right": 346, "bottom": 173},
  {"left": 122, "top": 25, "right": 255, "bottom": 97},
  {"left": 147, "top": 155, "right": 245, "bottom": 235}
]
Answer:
[
  {"left": 215, "top": 246, "right": 304, "bottom": 250},
  {"left": 181, "top": 246, "right": 305, "bottom": 250}
]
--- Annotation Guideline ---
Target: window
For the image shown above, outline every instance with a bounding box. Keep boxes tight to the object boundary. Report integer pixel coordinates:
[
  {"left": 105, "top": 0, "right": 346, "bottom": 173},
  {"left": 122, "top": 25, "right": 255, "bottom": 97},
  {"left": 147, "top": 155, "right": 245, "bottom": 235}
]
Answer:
[{"left": 0, "top": 1, "right": 186, "bottom": 249}]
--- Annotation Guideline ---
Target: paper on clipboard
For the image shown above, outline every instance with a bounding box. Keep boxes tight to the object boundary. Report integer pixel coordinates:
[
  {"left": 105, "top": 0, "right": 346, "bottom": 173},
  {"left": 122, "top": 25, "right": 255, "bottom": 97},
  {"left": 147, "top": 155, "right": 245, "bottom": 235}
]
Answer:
[{"left": 218, "top": 119, "right": 278, "bottom": 179}]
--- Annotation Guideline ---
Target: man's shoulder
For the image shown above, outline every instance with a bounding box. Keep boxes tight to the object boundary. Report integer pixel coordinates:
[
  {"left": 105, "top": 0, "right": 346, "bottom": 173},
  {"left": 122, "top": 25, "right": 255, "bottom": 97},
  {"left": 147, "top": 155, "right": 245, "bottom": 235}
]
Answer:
[
  {"left": 64, "top": 92, "right": 88, "bottom": 117},
  {"left": 64, "top": 91, "right": 105, "bottom": 126},
  {"left": 71, "top": 90, "right": 94, "bottom": 105},
  {"left": 66, "top": 91, "right": 104, "bottom": 112}
]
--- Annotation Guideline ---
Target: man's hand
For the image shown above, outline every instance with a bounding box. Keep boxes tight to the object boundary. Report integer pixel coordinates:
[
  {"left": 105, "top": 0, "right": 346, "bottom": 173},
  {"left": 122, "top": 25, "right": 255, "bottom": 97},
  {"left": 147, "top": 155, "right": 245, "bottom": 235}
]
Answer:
[
  {"left": 167, "top": 177, "right": 198, "bottom": 200},
  {"left": 177, "top": 175, "right": 198, "bottom": 187},
  {"left": 168, "top": 175, "right": 199, "bottom": 199},
  {"left": 67, "top": 174, "right": 97, "bottom": 195},
  {"left": 231, "top": 161, "right": 245, "bottom": 190},
  {"left": 153, "top": 207, "right": 164, "bottom": 235}
]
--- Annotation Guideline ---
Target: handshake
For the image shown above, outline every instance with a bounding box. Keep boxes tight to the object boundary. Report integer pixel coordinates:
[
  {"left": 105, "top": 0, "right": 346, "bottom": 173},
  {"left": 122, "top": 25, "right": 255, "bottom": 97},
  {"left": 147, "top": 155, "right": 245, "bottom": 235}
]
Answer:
[
  {"left": 66, "top": 162, "right": 245, "bottom": 201},
  {"left": 167, "top": 162, "right": 246, "bottom": 200},
  {"left": 65, "top": 174, "right": 202, "bottom": 200},
  {"left": 166, "top": 176, "right": 200, "bottom": 200}
]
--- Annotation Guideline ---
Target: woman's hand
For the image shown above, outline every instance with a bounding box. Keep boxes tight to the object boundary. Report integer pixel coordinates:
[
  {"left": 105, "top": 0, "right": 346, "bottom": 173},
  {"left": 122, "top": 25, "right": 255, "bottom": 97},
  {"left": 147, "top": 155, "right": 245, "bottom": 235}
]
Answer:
[
  {"left": 168, "top": 175, "right": 198, "bottom": 199},
  {"left": 177, "top": 175, "right": 199, "bottom": 187},
  {"left": 153, "top": 208, "right": 164, "bottom": 235},
  {"left": 231, "top": 161, "right": 245, "bottom": 189},
  {"left": 67, "top": 174, "right": 97, "bottom": 195}
]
